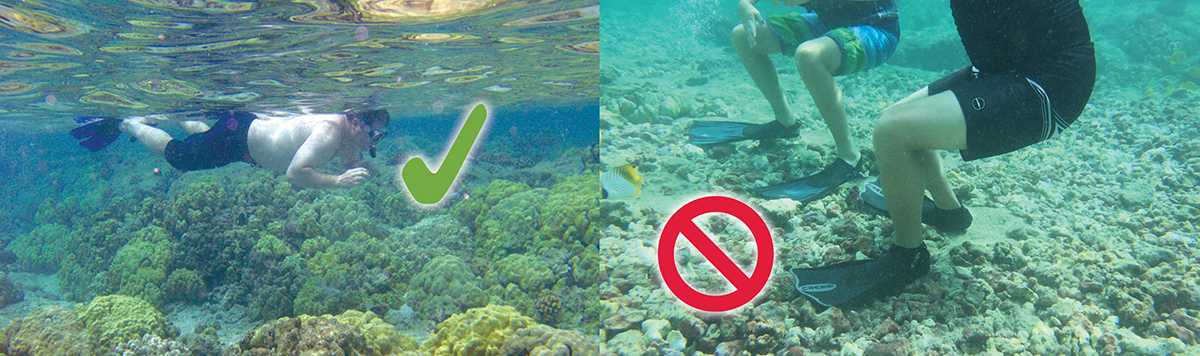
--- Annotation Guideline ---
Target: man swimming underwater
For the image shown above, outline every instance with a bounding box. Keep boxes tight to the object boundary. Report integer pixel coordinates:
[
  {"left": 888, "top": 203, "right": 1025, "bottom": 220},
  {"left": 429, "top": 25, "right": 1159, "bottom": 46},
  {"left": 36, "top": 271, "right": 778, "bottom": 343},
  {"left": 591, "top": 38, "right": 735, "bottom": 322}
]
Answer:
[{"left": 70, "top": 108, "right": 390, "bottom": 189}]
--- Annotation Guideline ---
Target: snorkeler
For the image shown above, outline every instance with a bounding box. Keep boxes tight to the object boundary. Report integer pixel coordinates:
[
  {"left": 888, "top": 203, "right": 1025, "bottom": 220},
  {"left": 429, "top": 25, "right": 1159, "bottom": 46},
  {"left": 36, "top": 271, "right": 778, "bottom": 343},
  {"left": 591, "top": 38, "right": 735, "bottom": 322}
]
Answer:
[
  {"left": 689, "top": 0, "right": 899, "bottom": 203},
  {"left": 792, "top": 0, "right": 1095, "bottom": 307},
  {"left": 69, "top": 108, "right": 391, "bottom": 190}
]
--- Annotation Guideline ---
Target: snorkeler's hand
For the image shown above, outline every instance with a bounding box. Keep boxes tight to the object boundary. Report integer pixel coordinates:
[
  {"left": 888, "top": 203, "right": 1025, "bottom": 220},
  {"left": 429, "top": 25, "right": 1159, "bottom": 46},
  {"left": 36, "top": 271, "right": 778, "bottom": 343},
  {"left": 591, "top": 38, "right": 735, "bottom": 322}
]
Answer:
[
  {"left": 738, "top": 0, "right": 765, "bottom": 47},
  {"left": 336, "top": 167, "right": 371, "bottom": 188}
]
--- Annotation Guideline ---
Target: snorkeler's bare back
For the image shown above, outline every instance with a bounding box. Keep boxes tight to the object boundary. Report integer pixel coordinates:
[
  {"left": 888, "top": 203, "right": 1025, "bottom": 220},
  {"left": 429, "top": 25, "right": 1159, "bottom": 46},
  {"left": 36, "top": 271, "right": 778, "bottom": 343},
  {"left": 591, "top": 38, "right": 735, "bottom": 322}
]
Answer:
[{"left": 246, "top": 113, "right": 349, "bottom": 174}]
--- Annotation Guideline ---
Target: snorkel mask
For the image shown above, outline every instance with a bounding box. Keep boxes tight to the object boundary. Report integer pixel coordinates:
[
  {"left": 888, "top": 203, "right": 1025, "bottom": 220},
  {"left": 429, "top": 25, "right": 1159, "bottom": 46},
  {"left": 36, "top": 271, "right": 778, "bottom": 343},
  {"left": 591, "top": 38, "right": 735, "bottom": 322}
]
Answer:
[{"left": 349, "top": 109, "right": 391, "bottom": 158}]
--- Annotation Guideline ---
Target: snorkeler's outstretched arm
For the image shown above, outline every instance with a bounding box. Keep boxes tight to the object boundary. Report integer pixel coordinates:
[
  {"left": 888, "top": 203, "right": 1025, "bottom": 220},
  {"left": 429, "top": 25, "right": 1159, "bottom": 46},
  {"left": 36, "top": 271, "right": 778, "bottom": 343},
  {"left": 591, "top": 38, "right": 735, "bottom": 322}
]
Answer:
[{"left": 285, "top": 122, "right": 369, "bottom": 189}]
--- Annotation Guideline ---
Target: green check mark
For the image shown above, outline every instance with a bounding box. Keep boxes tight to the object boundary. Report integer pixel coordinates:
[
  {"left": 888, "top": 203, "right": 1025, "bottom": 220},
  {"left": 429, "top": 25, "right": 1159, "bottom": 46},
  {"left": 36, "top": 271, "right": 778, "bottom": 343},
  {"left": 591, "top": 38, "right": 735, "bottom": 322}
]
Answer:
[{"left": 402, "top": 104, "right": 489, "bottom": 205}]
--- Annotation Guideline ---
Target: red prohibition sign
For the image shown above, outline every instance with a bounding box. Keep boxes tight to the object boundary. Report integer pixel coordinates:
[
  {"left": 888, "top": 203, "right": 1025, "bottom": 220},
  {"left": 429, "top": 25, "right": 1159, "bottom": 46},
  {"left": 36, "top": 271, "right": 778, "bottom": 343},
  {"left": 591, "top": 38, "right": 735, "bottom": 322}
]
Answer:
[{"left": 658, "top": 196, "right": 773, "bottom": 312}]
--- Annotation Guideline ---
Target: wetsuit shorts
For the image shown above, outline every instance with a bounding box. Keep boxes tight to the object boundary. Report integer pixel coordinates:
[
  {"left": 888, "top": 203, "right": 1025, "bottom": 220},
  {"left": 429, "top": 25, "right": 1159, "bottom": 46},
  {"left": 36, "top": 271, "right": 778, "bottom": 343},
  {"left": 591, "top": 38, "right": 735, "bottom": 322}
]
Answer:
[
  {"left": 929, "top": 45, "right": 1095, "bottom": 161},
  {"left": 164, "top": 111, "right": 257, "bottom": 172},
  {"left": 766, "top": 12, "right": 898, "bottom": 76}
]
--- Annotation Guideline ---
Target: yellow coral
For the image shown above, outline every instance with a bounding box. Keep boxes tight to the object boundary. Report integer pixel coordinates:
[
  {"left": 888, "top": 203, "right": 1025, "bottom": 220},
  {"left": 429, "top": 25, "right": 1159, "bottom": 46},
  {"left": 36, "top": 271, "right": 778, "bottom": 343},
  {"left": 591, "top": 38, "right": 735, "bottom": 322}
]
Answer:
[
  {"left": 1166, "top": 50, "right": 1187, "bottom": 65},
  {"left": 1189, "top": 66, "right": 1200, "bottom": 79},
  {"left": 3, "top": 306, "right": 95, "bottom": 356},
  {"left": 425, "top": 305, "right": 536, "bottom": 356},
  {"left": 1183, "top": 81, "right": 1199, "bottom": 91},
  {"left": 75, "top": 295, "right": 177, "bottom": 353},
  {"left": 333, "top": 310, "right": 420, "bottom": 355}
]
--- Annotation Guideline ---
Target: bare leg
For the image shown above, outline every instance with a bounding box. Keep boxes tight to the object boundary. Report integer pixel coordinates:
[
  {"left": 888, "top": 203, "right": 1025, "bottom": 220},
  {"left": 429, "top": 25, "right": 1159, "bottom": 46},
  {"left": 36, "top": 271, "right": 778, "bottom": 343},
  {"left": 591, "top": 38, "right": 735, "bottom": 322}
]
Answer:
[
  {"left": 795, "top": 37, "right": 858, "bottom": 164},
  {"left": 873, "top": 90, "right": 967, "bottom": 248},
  {"left": 120, "top": 117, "right": 173, "bottom": 156},
  {"left": 179, "top": 121, "right": 210, "bottom": 135},
  {"left": 732, "top": 23, "right": 793, "bottom": 126}
]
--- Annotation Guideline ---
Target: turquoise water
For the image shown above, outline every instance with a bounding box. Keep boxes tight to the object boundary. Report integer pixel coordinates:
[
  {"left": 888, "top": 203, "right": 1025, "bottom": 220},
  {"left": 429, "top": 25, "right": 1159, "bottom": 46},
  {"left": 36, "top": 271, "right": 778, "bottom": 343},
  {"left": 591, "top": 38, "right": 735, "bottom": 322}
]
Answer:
[
  {"left": 0, "top": 0, "right": 597, "bottom": 127},
  {"left": 0, "top": 0, "right": 600, "bottom": 354},
  {"left": 602, "top": 0, "right": 1199, "bottom": 355}
]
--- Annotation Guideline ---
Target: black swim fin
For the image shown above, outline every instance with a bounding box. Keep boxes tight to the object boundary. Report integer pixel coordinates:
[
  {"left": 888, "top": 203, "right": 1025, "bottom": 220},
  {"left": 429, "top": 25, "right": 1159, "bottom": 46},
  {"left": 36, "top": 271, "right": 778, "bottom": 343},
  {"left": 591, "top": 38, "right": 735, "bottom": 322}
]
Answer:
[
  {"left": 752, "top": 158, "right": 863, "bottom": 202},
  {"left": 688, "top": 120, "right": 800, "bottom": 146},
  {"left": 859, "top": 178, "right": 973, "bottom": 232},
  {"left": 688, "top": 120, "right": 752, "bottom": 146},
  {"left": 69, "top": 117, "right": 122, "bottom": 152},
  {"left": 791, "top": 244, "right": 930, "bottom": 307}
]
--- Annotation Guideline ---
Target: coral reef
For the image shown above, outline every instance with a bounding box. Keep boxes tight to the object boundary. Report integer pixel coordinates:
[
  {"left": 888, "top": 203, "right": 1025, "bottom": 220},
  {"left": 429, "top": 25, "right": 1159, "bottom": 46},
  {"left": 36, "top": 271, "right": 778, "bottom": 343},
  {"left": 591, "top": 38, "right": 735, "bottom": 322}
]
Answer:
[
  {"left": 165, "top": 268, "right": 205, "bottom": 303},
  {"left": 75, "top": 294, "right": 179, "bottom": 353},
  {"left": 485, "top": 253, "right": 556, "bottom": 293},
  {"left": 332, "top": 310, "right": 420, "bottom": 355},
  {"left": 2, "top": 306, "right": 96, "bottom": 356},
  {"left": 230, "top": 315, "right": 372, "bottom": 356},
  {"left": 108, "top": 225, "right": 175, "bottom": 309},
  {"left": 474, "top": 175, "right": 600, "bottom": 260},
  {"left": 112, "top": 333, "right": 193, "bottom": 356},
  {"left": 5, "top": 223, "right": 77, "bottom": 272},
  {"left": 500, "top": 324, "right": 599, "bottom": 356},
  {"left": 424, "top": 305, "right": 536, "bottom": 356},
  {"left": 408, "top": 255, "right": 488, "bottom": 323},
  {"left": 230, "top": 309, "right": 420, "bottom": 356},
  {"left": 0, "top": 272, "right": 25, "bottom": 307}
]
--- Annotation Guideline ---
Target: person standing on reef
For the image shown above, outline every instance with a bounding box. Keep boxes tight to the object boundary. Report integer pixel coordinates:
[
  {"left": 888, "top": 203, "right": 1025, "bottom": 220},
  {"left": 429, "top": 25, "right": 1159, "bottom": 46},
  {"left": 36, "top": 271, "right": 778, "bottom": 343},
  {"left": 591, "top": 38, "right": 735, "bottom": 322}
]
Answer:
[
  {"left": 789, "top": 0, "right": 1095, "bottom": 307},
  {"left": 689, "top": 0, "right": 899, "bottom": 203},
  {"left": 69, "top": 108, "right": 391, "bottom": 190}
]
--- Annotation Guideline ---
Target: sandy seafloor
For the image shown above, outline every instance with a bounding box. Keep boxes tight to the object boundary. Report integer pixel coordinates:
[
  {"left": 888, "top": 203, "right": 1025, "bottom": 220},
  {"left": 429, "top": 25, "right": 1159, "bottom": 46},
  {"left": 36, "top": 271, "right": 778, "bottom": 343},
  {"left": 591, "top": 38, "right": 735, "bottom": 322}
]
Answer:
[{"left": 599, "top": 0, "right": 1200, "bottom": 355}]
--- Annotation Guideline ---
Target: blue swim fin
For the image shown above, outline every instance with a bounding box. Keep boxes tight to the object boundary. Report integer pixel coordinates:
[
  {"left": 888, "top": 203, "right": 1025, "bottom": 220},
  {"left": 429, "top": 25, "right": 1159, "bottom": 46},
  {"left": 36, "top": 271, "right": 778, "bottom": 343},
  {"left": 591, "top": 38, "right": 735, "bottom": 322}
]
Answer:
[
  {"left": 69, "top": 117, "right": 121, "bottom": 152},
  {"left": 752, "top": 159, "right": 862, "bottom": 202}
]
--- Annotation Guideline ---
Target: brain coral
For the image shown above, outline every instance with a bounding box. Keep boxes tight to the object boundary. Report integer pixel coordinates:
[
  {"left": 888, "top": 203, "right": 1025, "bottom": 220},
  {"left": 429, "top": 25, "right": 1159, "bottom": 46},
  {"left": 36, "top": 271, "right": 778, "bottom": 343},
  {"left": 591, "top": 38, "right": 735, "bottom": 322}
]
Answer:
[
  {"left": 74, "top": 294, "right": 179, "bottom": 352},
  {"left": 232, "top": 309, "right": 418, "bottom": 356},
  {"left": 499, "top": 324, "right": 599, "bottom": 356},
  {"left": 2, "top": 305, "right": 95, "bottom": 356},
  {"left": 425, "top": 304, "right": 536, "bottom": 356},
  {"left": 232, "top": 315, "right": 370, "bottom": 356},
  {"left": 108, "top": 225, "right": 175, "bottom": 309},
  {"left": 332, "top": 309, "right": 420, "bottom": 355}
]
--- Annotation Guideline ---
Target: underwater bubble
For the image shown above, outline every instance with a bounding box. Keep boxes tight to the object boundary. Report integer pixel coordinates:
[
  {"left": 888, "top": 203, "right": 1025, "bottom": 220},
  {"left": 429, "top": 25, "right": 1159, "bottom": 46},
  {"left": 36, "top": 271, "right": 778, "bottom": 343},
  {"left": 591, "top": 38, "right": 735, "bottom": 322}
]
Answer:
[
  {"left": 432, "top": 100, "right": 444, "bottom": 113},
  {"left": 45, "top": 94, "right": 56, "bottom": 105},
  {"left": 355, "top": 26, "right": 369, "bottom": 41}
]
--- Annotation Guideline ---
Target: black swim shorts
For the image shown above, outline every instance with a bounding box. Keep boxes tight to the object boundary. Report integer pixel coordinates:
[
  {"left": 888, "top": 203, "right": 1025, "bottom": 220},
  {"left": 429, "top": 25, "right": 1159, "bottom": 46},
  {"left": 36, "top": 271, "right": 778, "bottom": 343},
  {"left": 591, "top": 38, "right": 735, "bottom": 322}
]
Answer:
[
  {"left": 929, "top": 51, "right": 1095, "bottom": 161},
  {"left": 164, "top": 111, "right": 256, "bottom": 172}
]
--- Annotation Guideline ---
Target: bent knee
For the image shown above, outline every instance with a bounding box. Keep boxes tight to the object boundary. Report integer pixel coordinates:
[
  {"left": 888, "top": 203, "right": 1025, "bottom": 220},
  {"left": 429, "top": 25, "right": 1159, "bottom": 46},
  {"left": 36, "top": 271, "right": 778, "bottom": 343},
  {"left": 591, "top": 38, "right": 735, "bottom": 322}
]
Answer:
[
  {"left": 794, "top": 42, "right": 821, "bottom": 64},
  {"left": 873, "top": 108, "right": 916, "bottom": 145},
  {"left": 732, "top": 25, "right": 750, "bottom": 47}
]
